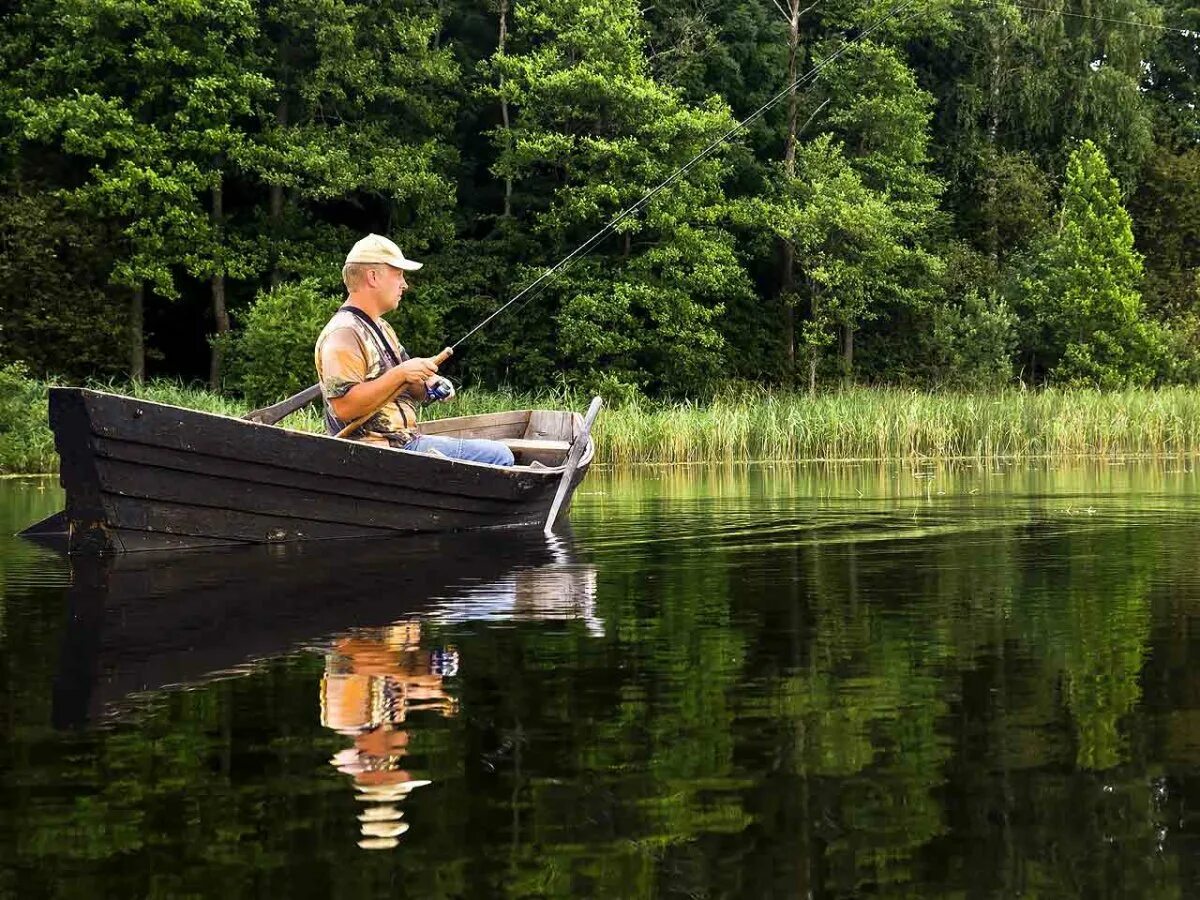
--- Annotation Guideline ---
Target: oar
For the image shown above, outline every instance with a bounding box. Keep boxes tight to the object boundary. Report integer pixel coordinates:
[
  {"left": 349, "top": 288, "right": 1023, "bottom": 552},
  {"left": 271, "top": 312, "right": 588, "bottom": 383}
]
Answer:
[
  {"left": 243, "top": 383, "right": 323, "bottom": 426},
  {"left": 544, "top": 396, "right": 602, "bottom": 535},
  {"left": 335, "top": 347, "right": 454, "bottom": 439}
]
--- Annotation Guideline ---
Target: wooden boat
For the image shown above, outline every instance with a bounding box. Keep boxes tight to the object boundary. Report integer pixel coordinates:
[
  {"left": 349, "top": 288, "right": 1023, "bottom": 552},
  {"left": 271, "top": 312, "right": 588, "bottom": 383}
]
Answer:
[{"left": 23, "top": 387, "right": 597, "bottom": 553}]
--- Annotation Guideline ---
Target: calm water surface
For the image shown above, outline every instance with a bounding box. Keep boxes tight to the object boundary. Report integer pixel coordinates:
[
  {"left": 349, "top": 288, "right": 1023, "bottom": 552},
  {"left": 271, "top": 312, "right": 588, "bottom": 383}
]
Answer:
[{"left": 2, "top": 461, "right": 1199, "bottom": 898}]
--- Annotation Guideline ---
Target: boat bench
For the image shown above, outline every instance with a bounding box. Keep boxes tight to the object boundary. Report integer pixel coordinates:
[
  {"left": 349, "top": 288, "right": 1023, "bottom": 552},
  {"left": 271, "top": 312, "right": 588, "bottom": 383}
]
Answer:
[{"left": 499, "top": 438, "right": 571, "bottom": 467}]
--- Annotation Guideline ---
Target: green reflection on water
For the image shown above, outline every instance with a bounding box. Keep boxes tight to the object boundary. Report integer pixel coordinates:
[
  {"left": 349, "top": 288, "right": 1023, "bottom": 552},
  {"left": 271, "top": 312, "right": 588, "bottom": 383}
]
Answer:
[{"left": 0, "top": 462, "right": 1197, "bottom": 898}]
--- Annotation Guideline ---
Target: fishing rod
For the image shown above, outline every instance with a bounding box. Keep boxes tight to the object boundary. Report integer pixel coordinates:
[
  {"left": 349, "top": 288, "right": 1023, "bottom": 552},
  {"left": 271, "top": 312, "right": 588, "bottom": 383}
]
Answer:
[{"left": 245, "top": 0, "right": 918, "bottom": 429}]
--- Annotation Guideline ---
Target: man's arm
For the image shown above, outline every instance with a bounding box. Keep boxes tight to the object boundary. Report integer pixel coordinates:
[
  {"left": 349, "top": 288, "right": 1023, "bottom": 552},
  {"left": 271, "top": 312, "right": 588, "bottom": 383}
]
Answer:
[{"left": 319, "top": 329, "right": 440, "bottom": 421}]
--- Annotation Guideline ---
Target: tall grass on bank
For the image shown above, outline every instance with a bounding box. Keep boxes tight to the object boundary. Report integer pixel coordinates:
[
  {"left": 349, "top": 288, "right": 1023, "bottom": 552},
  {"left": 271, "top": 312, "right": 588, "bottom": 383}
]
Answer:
[
  {"left": 7, "top": 364, "right": 1200, "bottom": 474},
  {"left": 595, "top": 388, "right": 1200, "bottom": 464}
]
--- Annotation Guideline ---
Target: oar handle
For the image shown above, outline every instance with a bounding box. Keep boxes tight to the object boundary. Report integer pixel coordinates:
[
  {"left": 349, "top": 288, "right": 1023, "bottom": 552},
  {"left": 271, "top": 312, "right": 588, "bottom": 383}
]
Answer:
[
  {"left": 243, "top": 383, "right": 323, "bottom": 426},
  {"left": 334, "top": 347, "right": 454, "bottom": 440}
]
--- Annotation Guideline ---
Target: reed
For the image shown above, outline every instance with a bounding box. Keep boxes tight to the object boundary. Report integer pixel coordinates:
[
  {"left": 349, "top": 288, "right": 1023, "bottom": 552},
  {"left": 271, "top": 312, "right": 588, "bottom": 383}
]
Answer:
[
  {"left": 591, "top": 387, "right": 1200, "bottom": 465},
  {"left": 6, "top": 367, "right": 1200, "bottom": 474}
]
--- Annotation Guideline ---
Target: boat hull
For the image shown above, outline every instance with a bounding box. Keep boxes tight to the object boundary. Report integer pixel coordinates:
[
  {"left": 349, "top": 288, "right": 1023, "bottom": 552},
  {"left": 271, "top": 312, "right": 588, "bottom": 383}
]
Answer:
[{"left": 32, "top": 388, "right": 594, "bottom": 553}]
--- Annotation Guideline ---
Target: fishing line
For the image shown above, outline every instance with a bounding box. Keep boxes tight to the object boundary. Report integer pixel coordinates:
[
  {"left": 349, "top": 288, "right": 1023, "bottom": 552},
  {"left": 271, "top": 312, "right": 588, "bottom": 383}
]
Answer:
[
  {"left": 977, "top": 0, "right": 1196, "bottom": 35},
  {"left": 449, "top": 0, "right": 920, "bottom": 352},
  {"left": 448, "top": 0, "right": 1191, "bottom": 355}
]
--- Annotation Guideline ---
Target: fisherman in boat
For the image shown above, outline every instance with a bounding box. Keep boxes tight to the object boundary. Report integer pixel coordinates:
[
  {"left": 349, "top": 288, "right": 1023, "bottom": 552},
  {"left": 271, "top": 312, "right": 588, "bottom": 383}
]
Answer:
[{"left": 315, "top": 234, "right": 515, "bottom": 466}]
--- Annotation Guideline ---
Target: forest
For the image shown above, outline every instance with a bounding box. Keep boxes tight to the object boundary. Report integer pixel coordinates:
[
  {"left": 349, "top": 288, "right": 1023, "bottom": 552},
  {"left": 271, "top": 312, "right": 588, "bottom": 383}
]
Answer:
[{"left": 1, "top": 0, "right": 1197, "bottom": 403}]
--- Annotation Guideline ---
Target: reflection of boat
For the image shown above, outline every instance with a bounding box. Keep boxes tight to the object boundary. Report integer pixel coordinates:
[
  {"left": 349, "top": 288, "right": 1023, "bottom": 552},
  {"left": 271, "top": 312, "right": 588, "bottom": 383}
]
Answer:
[
  {"left": 25, "top": 388, "right": 595, "bottom": 552},
  {"left": 51, "top": 529, "right": 599, "bottom": 728}
]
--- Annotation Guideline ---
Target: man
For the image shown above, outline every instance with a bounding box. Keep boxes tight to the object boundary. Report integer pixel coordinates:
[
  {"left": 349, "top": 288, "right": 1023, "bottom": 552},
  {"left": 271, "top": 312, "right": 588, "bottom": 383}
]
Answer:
[{"left": 315, "top": 234, "right": 514, "bottom": 466}]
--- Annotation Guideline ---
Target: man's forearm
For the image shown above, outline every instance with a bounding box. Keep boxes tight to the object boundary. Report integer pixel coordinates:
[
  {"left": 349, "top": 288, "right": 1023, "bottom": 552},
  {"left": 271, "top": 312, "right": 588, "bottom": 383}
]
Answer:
[{"left": 329, "top": 367, "right": 411, "bottom": 421}]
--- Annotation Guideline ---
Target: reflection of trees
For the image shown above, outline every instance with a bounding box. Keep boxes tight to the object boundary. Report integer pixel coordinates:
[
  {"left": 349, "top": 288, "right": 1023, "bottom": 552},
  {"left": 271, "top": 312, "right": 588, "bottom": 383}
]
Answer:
[{"left": 6, "top": 466, "right": 1200, "bottom": 898}]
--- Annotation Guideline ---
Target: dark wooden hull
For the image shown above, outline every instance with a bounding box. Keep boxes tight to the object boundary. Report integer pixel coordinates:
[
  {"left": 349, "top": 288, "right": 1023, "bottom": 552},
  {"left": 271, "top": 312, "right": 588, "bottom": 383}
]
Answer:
[{"left": 31, "top": 388, "right": 594, "bottom": 553}]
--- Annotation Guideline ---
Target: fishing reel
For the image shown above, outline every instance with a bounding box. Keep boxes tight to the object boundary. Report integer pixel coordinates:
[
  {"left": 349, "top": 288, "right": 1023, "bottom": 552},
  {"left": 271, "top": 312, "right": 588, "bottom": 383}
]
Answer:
[{"left": 425, "top": 376, "right": 455, "bottom": 403}]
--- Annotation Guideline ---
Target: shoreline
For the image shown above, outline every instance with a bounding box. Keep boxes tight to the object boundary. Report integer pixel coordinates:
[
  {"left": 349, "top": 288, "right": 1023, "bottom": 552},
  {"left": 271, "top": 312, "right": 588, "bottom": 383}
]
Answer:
[
  {"left": 5, "top": 453, "right": 1200, "bottom": 481},
  {"left": 9, "top": 376, "right": 1200, "bottom": 474}
]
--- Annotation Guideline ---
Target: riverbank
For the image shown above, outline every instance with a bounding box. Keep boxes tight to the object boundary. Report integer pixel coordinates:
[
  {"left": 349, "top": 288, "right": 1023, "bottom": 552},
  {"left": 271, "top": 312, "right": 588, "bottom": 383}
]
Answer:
[{"left": 6, "top": 367, "right": 1200, "bottom": 473}]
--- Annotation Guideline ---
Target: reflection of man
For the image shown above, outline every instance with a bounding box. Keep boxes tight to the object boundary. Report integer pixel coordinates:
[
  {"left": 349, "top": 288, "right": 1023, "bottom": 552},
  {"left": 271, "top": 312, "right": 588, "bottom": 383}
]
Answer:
[{"left": 320, "top": 620, "right": 458, "bottom": 851}]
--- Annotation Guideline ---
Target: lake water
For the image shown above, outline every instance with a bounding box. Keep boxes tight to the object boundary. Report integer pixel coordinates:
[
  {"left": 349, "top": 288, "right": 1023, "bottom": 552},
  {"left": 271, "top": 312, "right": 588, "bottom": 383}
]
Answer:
[{"left": 2, "top": 462, "right": 1199, "bottom": 897}]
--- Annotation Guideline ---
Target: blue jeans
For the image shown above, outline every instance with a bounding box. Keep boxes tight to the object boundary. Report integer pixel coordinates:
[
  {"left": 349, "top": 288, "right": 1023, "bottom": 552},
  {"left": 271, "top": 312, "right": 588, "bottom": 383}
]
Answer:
[{"left": 404, "top": 434, "right": 515, "bottom": 467}]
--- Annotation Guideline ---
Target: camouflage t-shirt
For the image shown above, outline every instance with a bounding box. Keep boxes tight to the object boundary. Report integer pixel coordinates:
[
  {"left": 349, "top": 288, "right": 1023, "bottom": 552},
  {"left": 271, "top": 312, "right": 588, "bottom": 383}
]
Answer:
[{"left": 314, "top": 308, "right": 420, "bottom": 448}]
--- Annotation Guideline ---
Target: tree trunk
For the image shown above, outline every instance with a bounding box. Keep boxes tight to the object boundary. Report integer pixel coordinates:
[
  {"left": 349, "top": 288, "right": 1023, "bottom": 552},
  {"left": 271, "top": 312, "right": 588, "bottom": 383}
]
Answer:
[
  {"left": 777, "top": 0, "right": 802, "bottom": 378},
  {"left": 807, "top": 284, "right": 819, "bottom": 396},
  {"left": 129, "top": 282, "right": 145, "bottom": 384},
  {"left": 781, "top": 244, "right": 796, "bottom": 372},
  {"left": 841, "top": 324, "right": 854, "bottom": 386},
  {"left": 209, "top": 177, "right": 229, "bottom": 392},
  {"left": 988, "top": 33, "right": 1001, "bottom": 146},
  {"left": 498, "top": 0, "right": 514, "bottom": 218},
  {"left": 270, "top": 97, "right": 288, "bottom": 290}
]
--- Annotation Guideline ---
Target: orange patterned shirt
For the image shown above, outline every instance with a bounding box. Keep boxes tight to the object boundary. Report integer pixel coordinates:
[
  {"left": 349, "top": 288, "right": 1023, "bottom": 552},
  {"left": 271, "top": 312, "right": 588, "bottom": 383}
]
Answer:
[{"left": 315, "top": 308, "right": 419, "bottom": 447}]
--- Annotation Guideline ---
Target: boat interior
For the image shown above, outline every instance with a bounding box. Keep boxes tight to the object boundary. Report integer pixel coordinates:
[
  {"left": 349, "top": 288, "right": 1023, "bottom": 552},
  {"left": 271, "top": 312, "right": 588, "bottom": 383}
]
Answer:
[{"left": 416, "top": 409, "right": 579, "bottom": 468}]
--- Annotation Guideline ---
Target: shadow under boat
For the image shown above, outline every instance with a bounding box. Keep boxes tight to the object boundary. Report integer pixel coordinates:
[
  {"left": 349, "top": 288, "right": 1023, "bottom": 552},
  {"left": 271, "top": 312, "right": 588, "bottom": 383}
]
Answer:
[{"left": 52, "top": 527, "right": 599, "bottom": 729}]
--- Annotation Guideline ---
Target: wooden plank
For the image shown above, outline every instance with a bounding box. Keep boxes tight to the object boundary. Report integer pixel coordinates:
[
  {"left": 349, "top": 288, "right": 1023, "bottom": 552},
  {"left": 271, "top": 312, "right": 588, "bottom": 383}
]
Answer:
[
  {"left": 525, "top": 410, "right": 575, "bottom": 441},
  {"left": 501, "top": 439, "right": 570, "bottom": 452},
  {"left": 501, "top": 438, "right": 571, "bottom": 467},
  {"left": 94, "top": 458, "right": 522, "bottom": 532},
  {"left": 418, "top": 410, "right": 530, "bottom": 437},
  {"left": 92, "top": 437, "right": 531, "bottom": 515},
  {"left": 545, "top": 398, "right": 602, "bottom": 534},
  {"left": 425, "top": 423, "right": 532, "bottom": 441},
  {"left": 108, "top": 529, "right": 244, "bottom": 553},
  {"left": 242, "top": 384, "right": 322, "bottom": 425},
  {"left": 105, "top": 495, "right": 409, "bottom": 544}
]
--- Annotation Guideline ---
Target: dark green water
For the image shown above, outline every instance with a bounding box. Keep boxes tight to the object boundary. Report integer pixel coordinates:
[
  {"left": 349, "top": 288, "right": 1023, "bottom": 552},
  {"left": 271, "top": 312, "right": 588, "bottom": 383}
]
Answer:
[{"left": 2, "top": 462, "right": 1199, "bottom": 898}]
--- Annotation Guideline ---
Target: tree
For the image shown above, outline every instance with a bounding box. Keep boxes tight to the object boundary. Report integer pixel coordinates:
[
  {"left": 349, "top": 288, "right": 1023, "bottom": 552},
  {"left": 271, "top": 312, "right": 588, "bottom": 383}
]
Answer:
[
  {"left": 482, "top": 0, "right": 753, "bottom": 396},
  {"left": 10, "top": 0, "right": 269, "bottom": 384},
  {"left": 1131, "top": 148, "right": 1200, "bottom": 323},
  {"left": 1019, "top": 140, "right": 1161, "bottom": 387},
  {"left": 744, "top": 43, "right": 944, "bottom": 390}
]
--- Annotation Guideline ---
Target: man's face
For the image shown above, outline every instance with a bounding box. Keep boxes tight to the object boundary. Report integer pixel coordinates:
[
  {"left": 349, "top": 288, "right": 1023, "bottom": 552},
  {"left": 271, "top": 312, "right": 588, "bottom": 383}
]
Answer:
[{"left": 372, "top": 265, "right": 408, "bottom": 310}]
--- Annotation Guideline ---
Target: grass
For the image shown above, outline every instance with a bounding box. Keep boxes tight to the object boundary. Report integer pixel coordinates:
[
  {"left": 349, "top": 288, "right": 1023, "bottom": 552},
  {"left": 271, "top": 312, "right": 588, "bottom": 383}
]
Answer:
[{"left": 6, "top": 365, "right": 1200, "bottom": 474}]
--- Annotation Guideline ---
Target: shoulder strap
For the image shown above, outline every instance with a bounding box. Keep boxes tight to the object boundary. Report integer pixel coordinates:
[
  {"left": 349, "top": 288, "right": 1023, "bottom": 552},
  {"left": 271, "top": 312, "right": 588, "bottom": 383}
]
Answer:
[{"left": 339, "top": 305, "right": 402, "bottom": 368}]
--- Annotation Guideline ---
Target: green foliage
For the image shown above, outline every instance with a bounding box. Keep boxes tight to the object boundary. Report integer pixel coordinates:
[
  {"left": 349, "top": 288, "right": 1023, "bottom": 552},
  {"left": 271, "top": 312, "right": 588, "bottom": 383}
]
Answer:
[
  {"left": 930, "top": 289, "right": 1018, "bottom": 388},
  {"left": 224, "top": 279, "right": 342, "bottom": 405},
  {"left": 0, "top": 0, "right": 1195, "bottom": 395},
  {"left": 0, "top": 363, "right": 55, "bottom": 475},
  {"left": 485, "top": 0, "right": 752, "bottom": 395},
  {"left": 744, "top": 42, "right": 945, "bottom": 384},
  {"left": 1131, "top": 148, "right": 1200, "bottom": 321},
  {"left": 1020, "top": 140, "right": 1162, "bottom": 387},
  {"left": 0, "top": 190, "right": 126, "bottom": 380}
]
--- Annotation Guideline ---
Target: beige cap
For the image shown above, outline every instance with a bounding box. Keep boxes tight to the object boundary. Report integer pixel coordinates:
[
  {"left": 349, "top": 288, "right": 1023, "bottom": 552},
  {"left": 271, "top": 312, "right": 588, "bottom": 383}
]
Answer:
[{"left": 344, "top": 233, "right": 423, "bottom": 271}]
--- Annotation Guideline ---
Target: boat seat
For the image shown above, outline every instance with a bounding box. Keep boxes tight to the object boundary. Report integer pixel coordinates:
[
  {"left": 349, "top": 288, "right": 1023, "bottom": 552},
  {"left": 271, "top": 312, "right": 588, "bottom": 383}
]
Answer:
[{"left": 499, "top": 438, "right": 571, "bottom": 467}]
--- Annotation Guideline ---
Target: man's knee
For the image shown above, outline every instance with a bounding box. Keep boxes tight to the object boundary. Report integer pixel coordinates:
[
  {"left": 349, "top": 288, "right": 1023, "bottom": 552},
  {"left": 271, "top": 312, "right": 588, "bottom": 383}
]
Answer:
[{"left": 486, "top": 442, "right": 515, "bottom": 467}]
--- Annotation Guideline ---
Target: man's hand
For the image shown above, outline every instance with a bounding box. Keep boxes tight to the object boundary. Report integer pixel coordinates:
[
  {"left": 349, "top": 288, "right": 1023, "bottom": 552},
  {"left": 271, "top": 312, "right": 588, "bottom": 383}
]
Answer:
[
  {"left": 398, "top": 356, "right": 439, "bottom": 384},
  {"left": 425, "top": 375, "right": 456, "bottom": 403}
]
